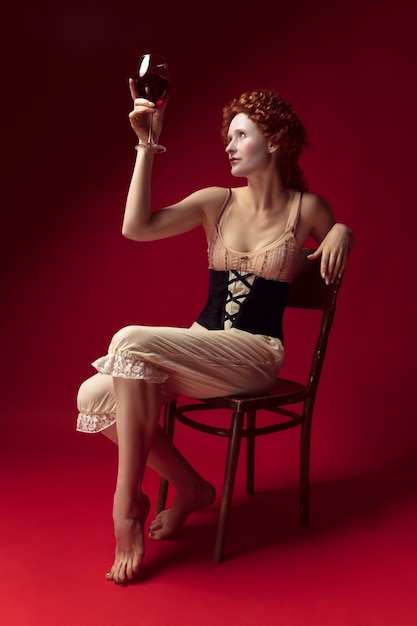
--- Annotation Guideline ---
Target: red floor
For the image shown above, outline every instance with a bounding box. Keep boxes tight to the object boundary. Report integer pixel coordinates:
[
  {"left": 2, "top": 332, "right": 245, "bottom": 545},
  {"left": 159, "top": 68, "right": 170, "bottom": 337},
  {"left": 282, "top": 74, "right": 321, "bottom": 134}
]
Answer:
[{"left": 2, "top": 422, "right": 417, "bottom": 626}]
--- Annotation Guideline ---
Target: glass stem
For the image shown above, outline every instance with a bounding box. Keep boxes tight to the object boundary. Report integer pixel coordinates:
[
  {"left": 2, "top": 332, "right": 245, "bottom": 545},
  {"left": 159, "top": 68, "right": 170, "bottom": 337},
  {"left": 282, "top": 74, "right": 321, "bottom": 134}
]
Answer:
[{"left": 147, "top": 112, "right": 153, "bottom": 146}]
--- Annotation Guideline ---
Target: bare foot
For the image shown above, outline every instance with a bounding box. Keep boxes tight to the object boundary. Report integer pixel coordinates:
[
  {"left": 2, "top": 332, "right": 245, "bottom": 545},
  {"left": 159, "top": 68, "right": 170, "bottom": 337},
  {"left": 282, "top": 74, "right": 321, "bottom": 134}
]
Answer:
[
  {"left": 149, "top": 479, "right": 216, "bottom": 540},
  {"left": 105, "top": 493, "right": 150, "bottom": 584}
]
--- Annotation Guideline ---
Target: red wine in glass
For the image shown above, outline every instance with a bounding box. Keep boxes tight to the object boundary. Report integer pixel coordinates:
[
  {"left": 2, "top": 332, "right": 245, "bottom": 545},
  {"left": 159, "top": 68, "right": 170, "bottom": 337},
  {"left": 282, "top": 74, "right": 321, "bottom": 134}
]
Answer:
[
  {"left": 136, "top": 74, "right": 169, "bottom": 107},
  {"left": 135, "top": 53, "right": 170, "bottom": 152}
]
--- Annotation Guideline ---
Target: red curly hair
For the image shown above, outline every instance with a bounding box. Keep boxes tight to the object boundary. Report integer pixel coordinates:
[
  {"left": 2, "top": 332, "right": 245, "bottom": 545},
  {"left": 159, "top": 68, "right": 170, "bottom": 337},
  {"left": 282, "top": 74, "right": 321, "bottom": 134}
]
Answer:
[{"left": 222, "top": 90, "right": 309, "bottom": 192}]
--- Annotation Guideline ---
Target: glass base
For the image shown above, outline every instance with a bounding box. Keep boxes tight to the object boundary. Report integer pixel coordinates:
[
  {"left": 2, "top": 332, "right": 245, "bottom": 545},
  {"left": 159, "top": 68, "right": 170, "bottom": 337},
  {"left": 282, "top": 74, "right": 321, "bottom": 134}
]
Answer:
[{"left": 135, "top": 142, "right": 166, "bottom": 154}]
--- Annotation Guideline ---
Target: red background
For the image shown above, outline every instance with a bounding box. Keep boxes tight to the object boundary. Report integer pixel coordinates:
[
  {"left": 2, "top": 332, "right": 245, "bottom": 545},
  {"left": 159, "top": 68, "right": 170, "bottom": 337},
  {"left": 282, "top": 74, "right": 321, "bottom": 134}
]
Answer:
[
  {"left": 3, "top": 0, "right": 416, "bottom": 480},
  {"left": 2, "top": 1, "right": 417, "bottom": 624}
]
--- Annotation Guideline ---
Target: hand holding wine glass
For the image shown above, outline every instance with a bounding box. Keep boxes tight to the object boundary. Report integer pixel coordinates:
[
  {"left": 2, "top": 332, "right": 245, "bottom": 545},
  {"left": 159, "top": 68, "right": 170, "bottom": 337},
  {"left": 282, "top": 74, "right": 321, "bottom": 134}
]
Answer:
[{"left": 129, "top": 53, "right": 170, "bottom": 153}]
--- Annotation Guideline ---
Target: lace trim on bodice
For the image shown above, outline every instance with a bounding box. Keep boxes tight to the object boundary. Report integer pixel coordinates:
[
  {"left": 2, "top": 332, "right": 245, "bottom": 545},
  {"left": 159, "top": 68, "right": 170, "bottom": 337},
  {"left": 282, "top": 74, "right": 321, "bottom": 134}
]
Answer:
[{"left": 208, "top": 190, "right": 302, "bottom": 282}]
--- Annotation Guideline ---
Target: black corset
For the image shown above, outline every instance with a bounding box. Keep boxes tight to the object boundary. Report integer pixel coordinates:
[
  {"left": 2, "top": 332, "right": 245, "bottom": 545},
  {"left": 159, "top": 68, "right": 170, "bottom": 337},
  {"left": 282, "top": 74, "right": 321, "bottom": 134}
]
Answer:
[{"left": 196, "top": 269, "right": 290, "bottom": 341}]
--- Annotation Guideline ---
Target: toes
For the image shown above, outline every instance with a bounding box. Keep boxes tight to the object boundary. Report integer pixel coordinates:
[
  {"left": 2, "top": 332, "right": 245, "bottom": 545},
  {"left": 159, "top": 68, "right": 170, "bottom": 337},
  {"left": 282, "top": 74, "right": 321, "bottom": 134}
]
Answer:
[
  {"left": 149, "top": 510, "right": 168, "bottom": 530},
  {"left": 105, "top": 569, "right": 114, "bottom": 581},
  {"left": 112, "top": 563, "right": 125, "bottom": 584},
  {"left": 149, "top": 511, "right": 169, "bottom": 539},
  {"left": 127, "top": 556, "right": 140, "bottom": 581},
  {"left": 105, "top": 562, "right": 127, "bottom": 585},
  {"left": 149, "top": 520, "right": 163, "bottom": 531},
  {"left": 105, "top": 556, "right": 141, "bottom": 584},
  {"left": 149, "top": 530, "right": 160, "bottom": 540}
]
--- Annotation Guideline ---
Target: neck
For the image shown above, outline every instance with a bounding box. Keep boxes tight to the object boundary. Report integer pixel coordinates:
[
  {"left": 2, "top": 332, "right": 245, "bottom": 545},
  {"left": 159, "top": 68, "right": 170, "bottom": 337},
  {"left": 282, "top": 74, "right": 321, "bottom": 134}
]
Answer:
[{"left": 245, "top": 169, "right": 290, "bottom": 212}]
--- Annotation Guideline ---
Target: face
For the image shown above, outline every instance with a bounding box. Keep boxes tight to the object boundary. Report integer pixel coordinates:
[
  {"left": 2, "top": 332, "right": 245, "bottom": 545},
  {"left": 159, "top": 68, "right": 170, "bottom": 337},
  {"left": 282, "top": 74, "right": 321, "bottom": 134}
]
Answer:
[{"left": 226, "top": 113, "right": 275, "bottom": 177}]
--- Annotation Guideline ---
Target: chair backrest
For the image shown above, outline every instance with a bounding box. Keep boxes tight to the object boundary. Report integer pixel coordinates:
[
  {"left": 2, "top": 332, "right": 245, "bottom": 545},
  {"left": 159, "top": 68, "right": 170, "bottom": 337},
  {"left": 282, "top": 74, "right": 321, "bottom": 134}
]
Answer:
[
  {"left": 286, "top": 248, "right": 343, "bottom": 393},
  {"left": 287, "top": 248, "right": 341, "bottom": 311}
]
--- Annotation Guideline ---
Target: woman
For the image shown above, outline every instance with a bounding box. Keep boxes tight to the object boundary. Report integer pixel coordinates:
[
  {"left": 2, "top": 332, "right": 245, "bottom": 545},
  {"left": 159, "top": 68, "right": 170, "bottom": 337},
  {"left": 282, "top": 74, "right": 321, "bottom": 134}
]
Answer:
[{"left": 77, "top": 83, "right": 353, "bottom": 584}]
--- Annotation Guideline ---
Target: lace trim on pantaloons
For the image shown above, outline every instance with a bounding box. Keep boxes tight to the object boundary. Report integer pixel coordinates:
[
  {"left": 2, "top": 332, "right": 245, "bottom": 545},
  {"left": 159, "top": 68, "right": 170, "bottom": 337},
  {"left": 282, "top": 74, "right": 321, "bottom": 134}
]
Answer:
[
  {"left": 92, "top": 353, "right": 169, "bottom": 382},
  {"left": 76, "top": 412, "right": 116, "bottom": 433}
]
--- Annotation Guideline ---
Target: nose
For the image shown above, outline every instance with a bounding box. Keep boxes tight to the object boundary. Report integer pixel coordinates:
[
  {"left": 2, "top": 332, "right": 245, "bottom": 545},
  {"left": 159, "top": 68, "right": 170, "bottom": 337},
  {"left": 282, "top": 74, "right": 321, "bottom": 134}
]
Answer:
[{"left": 225, "top": 138, "right": 235, "bottom": 154}]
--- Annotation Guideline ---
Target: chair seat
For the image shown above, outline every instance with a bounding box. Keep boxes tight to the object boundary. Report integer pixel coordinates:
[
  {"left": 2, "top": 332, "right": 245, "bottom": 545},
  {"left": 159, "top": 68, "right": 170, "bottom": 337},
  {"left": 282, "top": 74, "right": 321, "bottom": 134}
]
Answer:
[
  {"left": 173, "top": 378, "right": 307, "bottom": 440},
  {"left": 199, "top": 378, "right": 307, "bottom": 412}
]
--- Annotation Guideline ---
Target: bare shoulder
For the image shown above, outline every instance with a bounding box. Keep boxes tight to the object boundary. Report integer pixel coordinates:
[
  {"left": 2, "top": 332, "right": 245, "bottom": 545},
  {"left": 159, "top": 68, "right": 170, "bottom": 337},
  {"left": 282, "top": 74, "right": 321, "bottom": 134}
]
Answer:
[
  {"left": 185, "top": 185, "right": 229, "bottom": 206},
  {"left": 180, "top": 185, "right": 230, "bottom": 221},
  {"left": 298, "top": 191, "right": 336, "bottom": 244},
  {"left": 300, "top": 192, "right": 333, "bottom": 220}
]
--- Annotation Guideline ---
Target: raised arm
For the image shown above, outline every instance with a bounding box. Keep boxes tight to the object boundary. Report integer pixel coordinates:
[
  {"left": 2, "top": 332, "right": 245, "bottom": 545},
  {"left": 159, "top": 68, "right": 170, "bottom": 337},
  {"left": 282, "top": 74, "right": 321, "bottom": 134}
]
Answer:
[
  {"left": 299, "top": 193, "right": 353, "bottom": 285},
  {"left": 122, "top": 79, "right": 224, "bottom": 242}
]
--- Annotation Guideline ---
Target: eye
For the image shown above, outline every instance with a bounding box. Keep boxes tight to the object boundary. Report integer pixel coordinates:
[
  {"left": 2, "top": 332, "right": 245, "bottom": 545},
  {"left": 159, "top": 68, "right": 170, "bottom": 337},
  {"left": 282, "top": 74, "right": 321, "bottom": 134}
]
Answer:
[{"left": 226, "top": 130, "right": 246, "bottom": 145}]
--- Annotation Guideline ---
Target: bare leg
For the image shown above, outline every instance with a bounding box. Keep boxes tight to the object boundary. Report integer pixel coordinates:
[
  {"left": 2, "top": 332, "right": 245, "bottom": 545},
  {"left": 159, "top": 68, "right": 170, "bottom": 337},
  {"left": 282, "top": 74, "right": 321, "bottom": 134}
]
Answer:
[
  {"left": 103, "top": 423, "right": 216, "bottom": 542},
  {"left": 106, "top": 377, "right": 160, "bottom": 584},
  {"left": 147, "top": 427, "right": 216, "bottom": 540}
]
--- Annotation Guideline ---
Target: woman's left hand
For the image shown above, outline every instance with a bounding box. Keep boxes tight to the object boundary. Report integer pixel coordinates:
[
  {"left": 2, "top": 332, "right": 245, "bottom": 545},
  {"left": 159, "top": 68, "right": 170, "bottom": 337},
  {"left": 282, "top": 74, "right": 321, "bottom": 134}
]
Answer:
[{"left": 307, "top": 223, "right": 353, "bottom": 285}]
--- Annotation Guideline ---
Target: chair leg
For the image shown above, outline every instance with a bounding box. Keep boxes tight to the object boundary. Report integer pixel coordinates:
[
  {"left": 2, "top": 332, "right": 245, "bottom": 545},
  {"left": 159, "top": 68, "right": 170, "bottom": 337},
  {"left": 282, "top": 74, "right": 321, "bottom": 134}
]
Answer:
[
  {"left": 156, "top": 399, "right": 178, "bottom": 514},
  {"left": 246, "top": 410, "right": 256, "bottom": 496},
  {"left": 157, "top": 479, "right": 169, "bottom": 514},
  {"left": 213, "top": 410, "right": 244, "bottom": 564},
  {"left": 300, "top": 413, "right": 312, "bottom": 524}
]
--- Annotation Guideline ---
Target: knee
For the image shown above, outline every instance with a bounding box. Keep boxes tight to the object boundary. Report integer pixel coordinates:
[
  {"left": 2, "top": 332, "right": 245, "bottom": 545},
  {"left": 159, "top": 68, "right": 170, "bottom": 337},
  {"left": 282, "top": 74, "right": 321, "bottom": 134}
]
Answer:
[
  {"left": 110, "top": 325, "right": 137, "bottom": 350},
  {"left": 110, "top": 325, "right": 156, "bottom": 355},
  {"left": 76, "top": 377, "right": 94, "bottom": 412},
  {"left": 77, "top": 373, "right": 115, "bottom": 415}
]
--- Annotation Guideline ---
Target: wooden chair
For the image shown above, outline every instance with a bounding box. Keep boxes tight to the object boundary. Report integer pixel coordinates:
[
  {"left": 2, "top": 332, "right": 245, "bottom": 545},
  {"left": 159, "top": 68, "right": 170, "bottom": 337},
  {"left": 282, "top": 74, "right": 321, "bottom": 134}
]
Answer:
[{"left": 157, "top": 248, "right": 343, "bottom": 563}]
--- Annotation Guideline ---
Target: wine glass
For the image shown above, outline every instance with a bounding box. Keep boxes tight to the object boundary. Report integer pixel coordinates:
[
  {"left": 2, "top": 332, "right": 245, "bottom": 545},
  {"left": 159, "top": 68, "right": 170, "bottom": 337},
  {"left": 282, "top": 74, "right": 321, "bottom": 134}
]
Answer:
[{"left": 135, "top": 53, "right": 170, "bottom": 153}]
